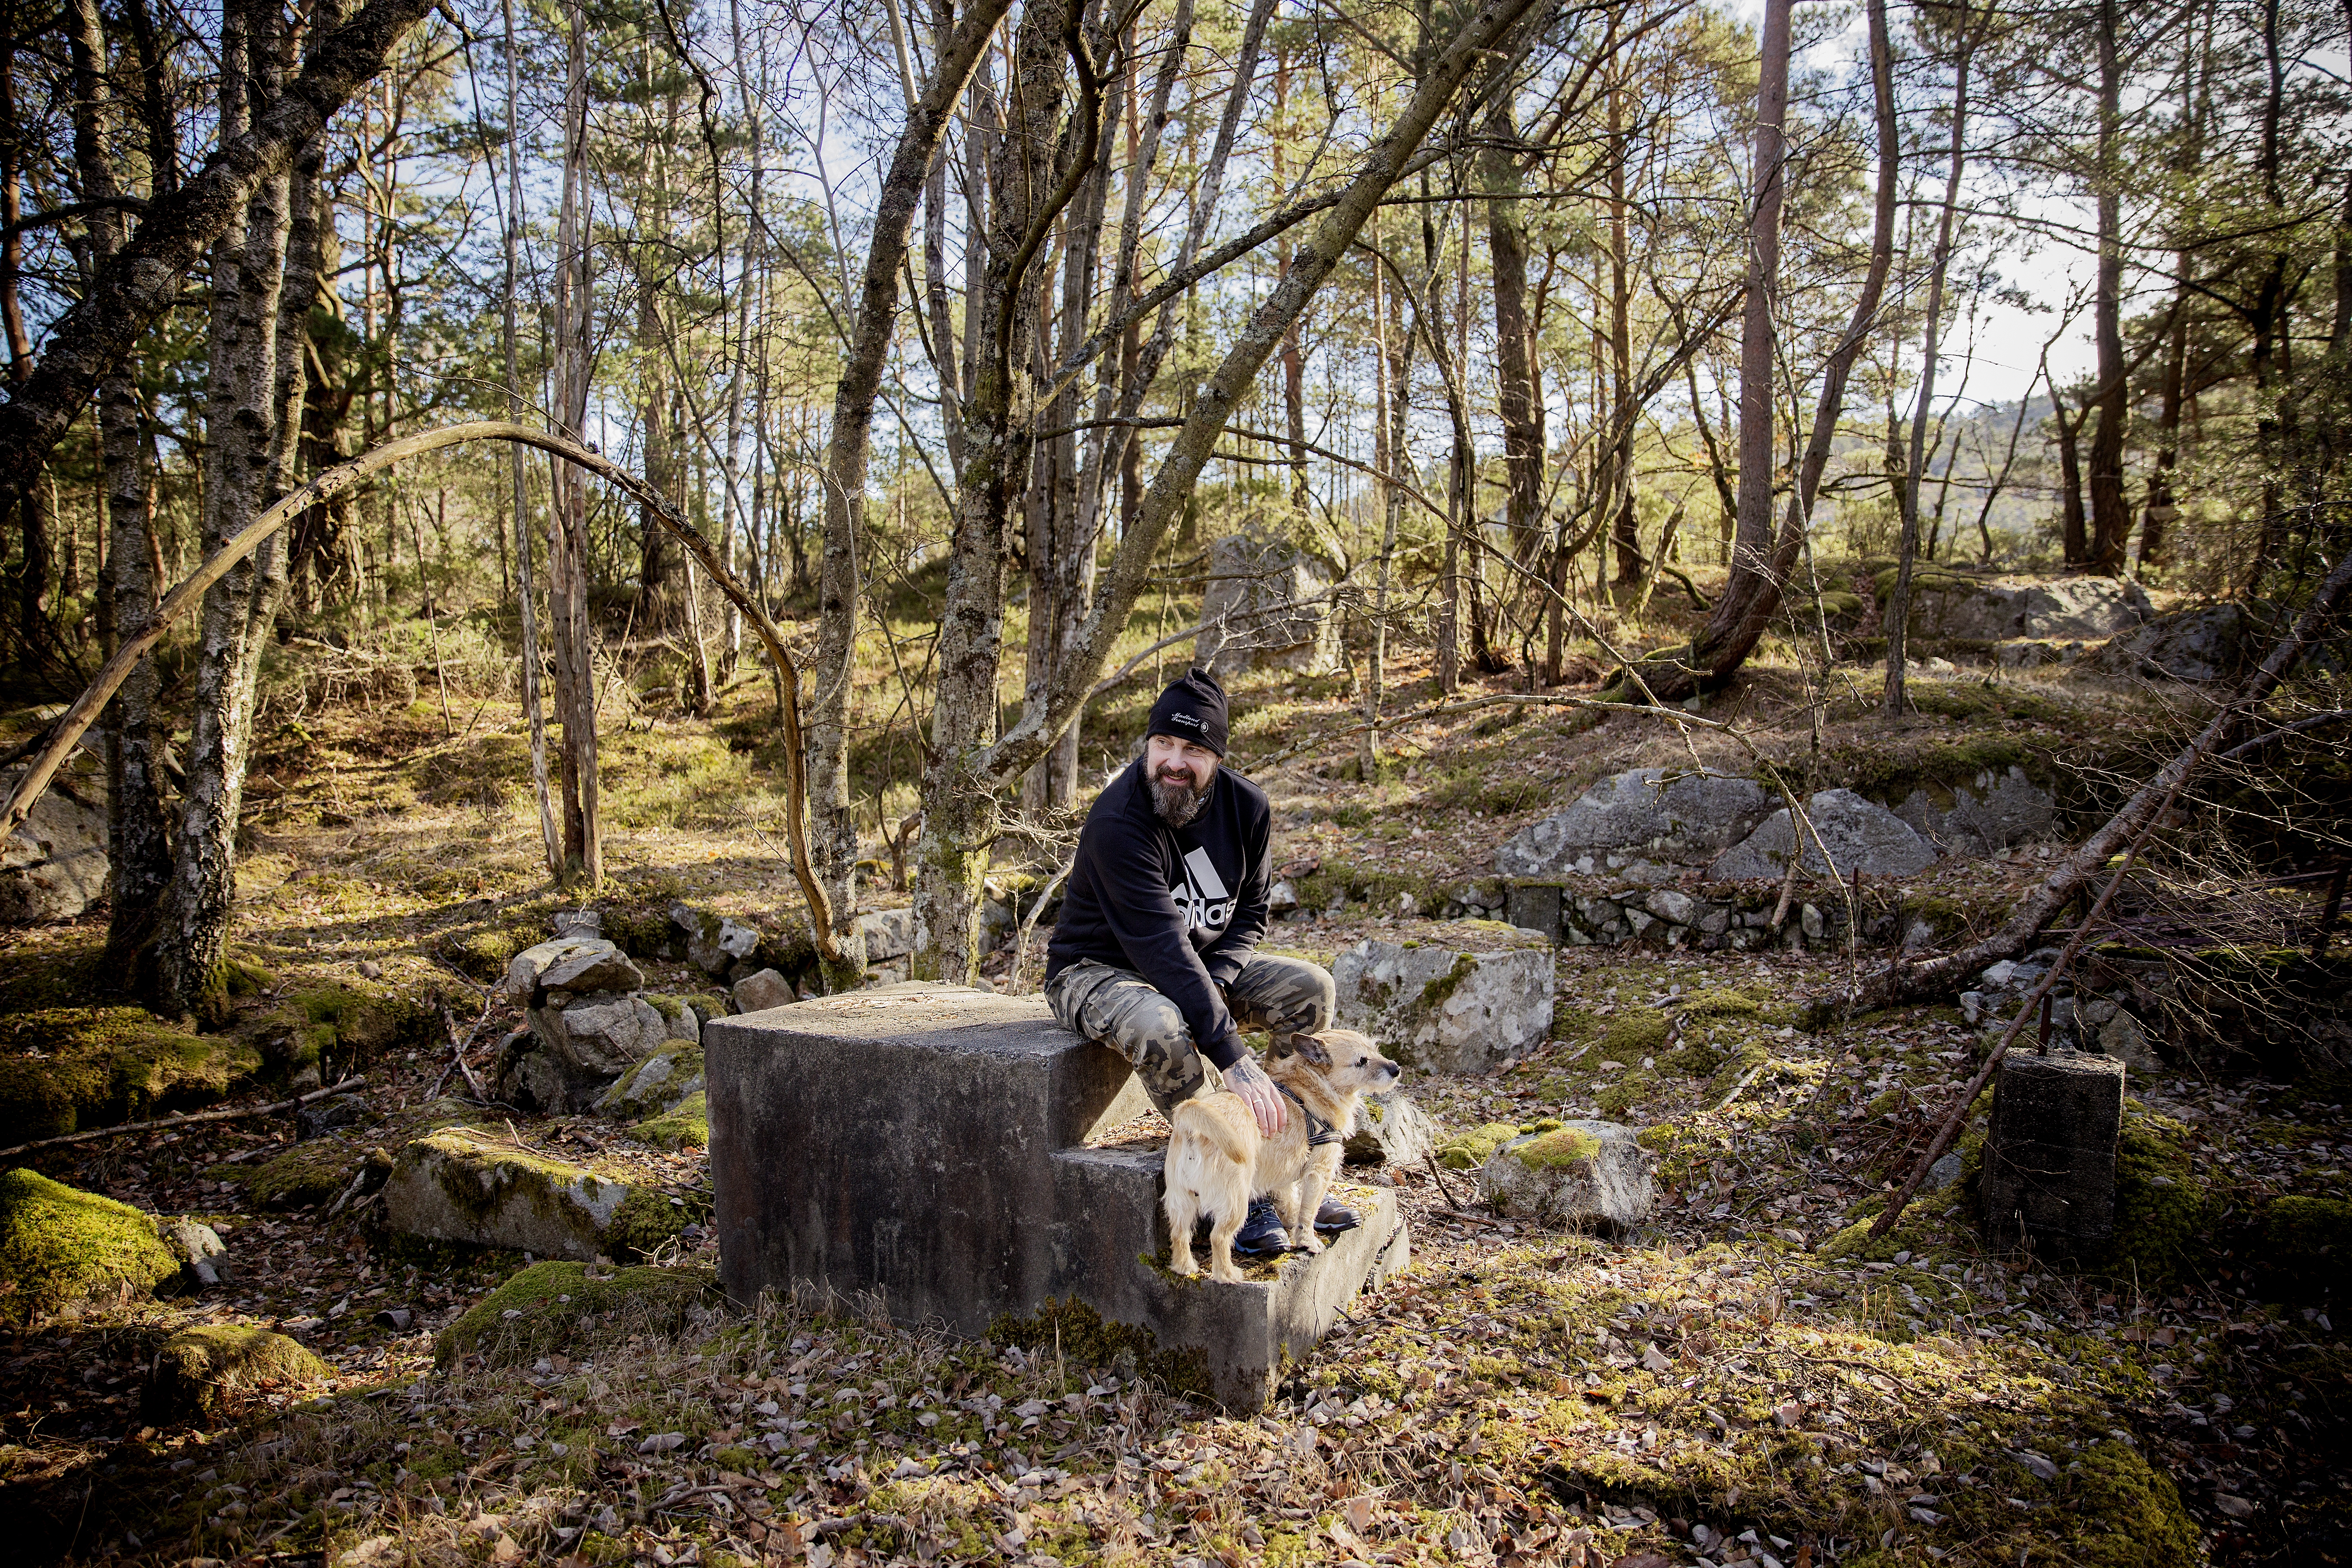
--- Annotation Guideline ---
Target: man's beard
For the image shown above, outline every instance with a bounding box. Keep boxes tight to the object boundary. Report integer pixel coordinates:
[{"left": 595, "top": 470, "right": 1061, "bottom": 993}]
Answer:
[{"left": 1148, "top": 768, "right": 1212, "bottom": 828}]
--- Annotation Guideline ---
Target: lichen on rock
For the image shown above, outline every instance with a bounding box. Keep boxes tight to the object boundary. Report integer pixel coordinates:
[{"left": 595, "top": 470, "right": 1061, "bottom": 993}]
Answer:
[{"left": 0, "top": 1168, "right": 181, "bottom": 1325}]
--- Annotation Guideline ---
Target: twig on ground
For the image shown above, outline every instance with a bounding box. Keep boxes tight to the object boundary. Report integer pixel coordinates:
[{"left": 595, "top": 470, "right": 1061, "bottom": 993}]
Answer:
[
  {"left": 0, "top": 1077, "right": 368, "bottom": 1161},
  {"left": 432, "top": 995, "right": 500, "bottom": 1101}
]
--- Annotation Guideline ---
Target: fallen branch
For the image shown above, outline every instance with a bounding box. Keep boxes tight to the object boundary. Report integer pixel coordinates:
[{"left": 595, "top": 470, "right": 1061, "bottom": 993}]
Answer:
[
  {"left": 0, "top": 1076, "right": 367, "bottom": 1162},
  {"left": 1859, "top": 537, "right": 2352, "bottom": 1009},
  {"left": 431, "top": 996, "right": 498, "bottom": 1102}
]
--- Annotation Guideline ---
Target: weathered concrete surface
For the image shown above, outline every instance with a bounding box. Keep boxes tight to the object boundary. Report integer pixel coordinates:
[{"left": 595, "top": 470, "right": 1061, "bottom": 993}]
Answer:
[
  {"left": 381, "top": 1128, "right": 635, "bottom": 1261},
  {"left": 1496, "top": 768, "right": 1774, "bottom": 880},
  {"left": 0, "top": 761, "right": 109, "bottom": 924},
  {"left": 705, "top": 985, "right": 1402, "bottom": 1410},
  {"left": 1707, "top": 788, "right": 1938, "bottom": 881},
  {"left": 1331, "top": 934, "right": 1554, "bottom": 1074},
  {"left": 1979, "top": 1050, "right": 2125, "bottom": 1255},
  {"left": 1479, "top": 1122, "right": 1655, "bottom": 1232}
]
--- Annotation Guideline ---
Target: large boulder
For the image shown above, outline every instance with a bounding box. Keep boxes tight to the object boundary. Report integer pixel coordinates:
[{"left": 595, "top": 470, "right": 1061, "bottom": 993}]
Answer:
[
  {"left": 1496, "top": 768, "right": 1775, "bottom": 879},
  {"left": 144, "top": 1325, "right": 329, "bottom": 1418},
  {"left": 855, "top": 907, "right": 917, "bottom": 963},
  {"left": 381, "top": 1128, "right": 680, "bottom": 1261},
  {"left": 1707, "top": 788, "right": 1938, "bottom": 881},
  {"left": 1343, "top": 1090, "right": 1438, "bottom": 1167},
  {"left": 1479, "top": 1121, "right": 1655, "bottom": 1231},
  {"left": 2086, "top": 601, "right": 2286, "bottom": 683},
  {"left": 1332, "top": 932, "right": 1554, "bottom": 1075},
  {"left": 1904, "top": 572, "right": 2152, "bottom": 642},
  {"left": 0, "top": 1169, "right": 180, "bottom": 1324},
  {"left": 1893, "top": 766, "right": 2058, "bottom": 858},
  {"left": 492, "top": 1027, "right": 606, "bottom": 1115},
  {"left": 1195, "top": 528, "right": 1338, "bottom": 676},
  {"left": 0, "top": 760, "right": 110, "bottom": 924},
  {"left": 529, "top": 992, "right": 673, "bottom": 1078}
]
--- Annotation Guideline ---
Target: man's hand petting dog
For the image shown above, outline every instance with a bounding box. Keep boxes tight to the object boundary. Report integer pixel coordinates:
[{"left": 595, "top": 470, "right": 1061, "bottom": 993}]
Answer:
[{"left": 1222, "top": 1055, "right": 1288, "bottom": 1137}]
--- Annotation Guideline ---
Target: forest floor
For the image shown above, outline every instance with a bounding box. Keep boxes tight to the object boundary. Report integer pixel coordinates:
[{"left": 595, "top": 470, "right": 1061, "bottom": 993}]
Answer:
[{"left": 0, "top": 623, "right": 2346, "bottom": 1568}]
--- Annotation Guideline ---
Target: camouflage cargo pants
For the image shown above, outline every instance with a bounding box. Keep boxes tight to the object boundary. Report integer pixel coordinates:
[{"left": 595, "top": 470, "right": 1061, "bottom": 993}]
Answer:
[{"left": 1045, "top": 953, "right": 1337, "bottom": 1117}]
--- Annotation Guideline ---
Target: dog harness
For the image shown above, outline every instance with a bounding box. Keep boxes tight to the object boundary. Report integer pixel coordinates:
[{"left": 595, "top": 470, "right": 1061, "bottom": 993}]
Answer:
[{"left": 1276, "top": 1084, "right": 1346, "bottom": 1149}]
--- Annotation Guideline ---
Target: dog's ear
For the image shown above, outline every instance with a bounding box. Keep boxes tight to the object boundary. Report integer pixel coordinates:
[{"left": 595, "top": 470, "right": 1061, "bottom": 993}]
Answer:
[{"left": 1291, "top": 1032, "right": 1331, "bottom": 1067}]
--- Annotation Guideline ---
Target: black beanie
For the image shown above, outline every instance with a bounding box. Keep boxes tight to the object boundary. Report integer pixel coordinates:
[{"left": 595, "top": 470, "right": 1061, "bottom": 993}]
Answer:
[{"left": 1147, "top": 667, "right": 1229, "bottom": 756}]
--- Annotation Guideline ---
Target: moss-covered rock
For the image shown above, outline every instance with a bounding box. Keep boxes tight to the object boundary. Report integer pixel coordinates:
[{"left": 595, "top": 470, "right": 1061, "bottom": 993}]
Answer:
[
  {"left": 596, "top": 1043, "right": 704, "bottom": 1121},
  {"left": 2092, "top": 1105, "right": 2215, "bottom": 1292},
  {"left": 233, "top": 1139, "right": 364, "bottom": 1209},
  {"left": 0, "top": 1008, "right": 258, "bottom": 1140},
  {"left": 633, "top": 1091, "right": 709, "bottom": 1150},
  {"left": 381, "top": 1127, "right": 654, "bottom": 1261},
  {"left": 1436, "top": 1121, "right": 1524, "bottom": 1170},
  {"left": 143, "top": 1325, "right": 330, "bottom": 1419},
  {"left": 0, "top": 1168, "right": 180, "bottom": 1325},
  {"left": 2058, "top": 1439, "right": 2200, "bottom": 1567},
  {"left": 433, "top": 1259, "right": 717, "bottom": 1368}
]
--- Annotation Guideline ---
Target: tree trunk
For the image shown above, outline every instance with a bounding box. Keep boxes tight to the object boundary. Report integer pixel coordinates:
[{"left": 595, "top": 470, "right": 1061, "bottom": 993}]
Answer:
[
  {"left": 2055, "top": 390, "right": 2091, "bottom": 565},
  {"left": 2086, "top": 0, "right": 2132, "bottom": 574},
  {"left": 547, "top": 0, "right": 600, "bottom": 886},
  {"left": 1887, "top": 2, "right": 1978, "bottom": 716},
  {"left": 160, "top": 0, "right": 301, "bottom": 1014},
  {"left": 806, "top": 0, "right": 1023, "bottom": 986},
  {"left": 503, "top": 0, "right": 557, "bottom": 877},
  {"left": 1486, "top": 89, "right": 1543, "bottom": 580}
]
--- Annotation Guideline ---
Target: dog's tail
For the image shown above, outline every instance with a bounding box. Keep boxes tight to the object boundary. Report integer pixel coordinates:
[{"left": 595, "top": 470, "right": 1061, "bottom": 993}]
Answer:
[{"left": 1170, "top": 1095, "right": 1254, "bottom": 1167}]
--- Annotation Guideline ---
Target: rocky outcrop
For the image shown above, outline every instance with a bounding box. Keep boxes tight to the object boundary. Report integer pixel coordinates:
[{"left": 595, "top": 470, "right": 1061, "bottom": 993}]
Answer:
[
  {"left": 1479, "top": 1121, "right": 1655, "bottom": 1231},
  {"left": 2086, "top": 601, "right": 2283, "bottom": 683},
  {"left": 1893, "top": 766, "right": 2057, "bottom": 858},
  {"left": 0, "top": 759, "right": 110, "bottom": 924},
  {"left": 1706, "top": 789, "right": 1937, "bottom": 882},
  {"left": 1332, "top": 931, "right": 1554, "bottom": 1074},
  {"left": 1904, "top": 572, "right": 2152, "bottom": 642},
  {"left": 381, "top": 1128, "right": 677, "bottom": 1261},
  {"left": 1195, "top": 528, "right": 1338, "bottom": 676},
  {"left": 144, "top": 1325, "right": 329, "bottom": 1418},
  {"left": 1497, "top": 768, "right": 1776, "bottom": 881}
]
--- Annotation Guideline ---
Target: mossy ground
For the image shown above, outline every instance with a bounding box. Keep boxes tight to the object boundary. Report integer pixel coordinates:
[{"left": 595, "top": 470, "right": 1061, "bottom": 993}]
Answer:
[
  {"left": 434, "top": 1259, "right": 718, "bottom": 1368},
  {"left": 0, "top": 631, "right": 2342, "bottom": 1565}
]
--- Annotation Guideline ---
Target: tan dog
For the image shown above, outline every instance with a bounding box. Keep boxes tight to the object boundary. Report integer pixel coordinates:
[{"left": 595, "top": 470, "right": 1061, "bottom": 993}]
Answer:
[{"left": 1163, "top": 1029, "right": 1401, "bottom": 1282}]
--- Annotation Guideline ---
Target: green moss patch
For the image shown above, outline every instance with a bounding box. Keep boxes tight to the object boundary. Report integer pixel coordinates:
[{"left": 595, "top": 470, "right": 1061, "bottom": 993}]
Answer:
[
  {"left": 0, "top": 1168, "right": 180, "bottom": 1326},
  {"left": 144, "top": 1325, "right": 331, "bottom": 1419},
  {"left": 1437, "top": 1121, "right": 1525, "bottom": 1170},
  {"left": 1509, "top": 1126, "right": 1602, "bottom": 1171},
  {"left": 605, "top": 1183, "right": 697, "bottom": 1258},
  {"left": 633, "top": 1091, "right": 709, "bottom": 1150},
  {"left": 434, "top": 1259, "right": 717, "bottom": 1368},
  {"left": 233, "top": 1140, "right": 364, "bottom": 1209},
  {"left": 0, "top": 1008, "right": 257, "bottom": 1140}
]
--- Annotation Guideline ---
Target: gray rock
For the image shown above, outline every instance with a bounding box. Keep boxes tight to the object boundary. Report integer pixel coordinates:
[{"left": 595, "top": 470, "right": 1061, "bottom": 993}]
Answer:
[
  {"left": 732, "top": 967, "right": 796, "bottom": 1014},
  {"left": 168, "top": 1219, "right": 230, "bottom": 1288},
  {"left": 295, "top": 1093, "right": 370, "bottom": 1141},
  {"left": 2094, "top": 1009, "right": 2159, "bottom": 1076},
  {"left": 1645, "top": 888, "right": 1699, "bottom": 925},
  {"left": 1195, "top": 528, "right": 1339, "bottom": 676},
  {"left": 491, "top": 1029, "right": 609, "bottom": 1115},
  {"left": 1343, "top": 1091, "right": 1437, "bottom": 1167},
  {"left": 2085, "top": 601, "right": 2290, "bottom": 683},
  {"left": 0, "top": 762, "right": 109, "bottom": 924},
  {"left": 643, "top": 995, "right": 701, "bottom": 1044},
  {"left": 855, "top": 906, "right": 917, "bottom": 963},
  {"left": 503, "top": 936, "right": 620, "bottom": 1000},
  {"left": 1332, "top": 935, "right": 1554, "bottom": 1075},
  {"left": 1997, "top": 639, "right": 2072, "bottom": 669},
  {"left": 1479, "top": 1121, "right": 1655, "bottom": 1231},
  {"left": 1268, "top": 879, "right": 1300, "bottom": 915},
  {"left": 671, "top": 903, "right": 763, "bottom": 977},
  {"left": 1909, "top": 573, "right": 2151, "bottom": 642},
  {"left": 1960, "top": 991, "right": 1986, "bottom": 1025},
  {"left": 598, "top": 1044, "right": 706, "bottom": 1120},
  {"left": 529, "top": 993, "right": 670, "bottom": 1078},
  {"left": 1894, "top": 766, "right": 2058, "bottom": 858},
  {"left": 1707, "top": 788, "right": 1938, "bottom": 881},
  {"left": 539, "top": 943, "right": 646, "bottom": 998},
  {"left": 551, "top": 908, "right": 603, "bottom": 938},
  {"left": 381, "top": 1128, "right": 642, "bottom": 1261},
  {"left": 1926, "top": 1150, "right": 1964, "bottom": 1191},
  {"left": 1497, "top": 768, "right": 1775, "bottom": 878}
]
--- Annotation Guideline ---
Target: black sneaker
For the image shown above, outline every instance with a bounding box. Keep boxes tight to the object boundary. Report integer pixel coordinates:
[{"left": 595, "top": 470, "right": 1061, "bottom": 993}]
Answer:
[
  {"left": 1313, "top": 1197, "right": 1361, "bottom": 1235},
  {"left": 1234, "top": 1198, "right": 1290, "bottom": 1256}
]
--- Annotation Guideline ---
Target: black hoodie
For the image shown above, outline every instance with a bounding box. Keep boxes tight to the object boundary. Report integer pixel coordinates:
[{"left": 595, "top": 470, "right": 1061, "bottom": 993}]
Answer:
[{"left": 1044, "top": 757, "right": 1273, "bottom": 1068}]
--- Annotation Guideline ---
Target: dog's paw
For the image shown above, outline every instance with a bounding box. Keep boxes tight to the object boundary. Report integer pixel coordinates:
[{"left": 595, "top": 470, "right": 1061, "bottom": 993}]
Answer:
[{"left": 1296, "top": 1233, "right": 1326, "bottom": 1255}]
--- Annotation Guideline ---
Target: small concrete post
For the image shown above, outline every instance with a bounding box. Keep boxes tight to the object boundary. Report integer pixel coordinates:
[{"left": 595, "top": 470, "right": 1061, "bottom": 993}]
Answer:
[
  {"left": 1506, "top": 881, "right": 1564, "bottom": 943},
  {"left": 1978, "top": 1050, "right": 2126, "bottom": 1256}
]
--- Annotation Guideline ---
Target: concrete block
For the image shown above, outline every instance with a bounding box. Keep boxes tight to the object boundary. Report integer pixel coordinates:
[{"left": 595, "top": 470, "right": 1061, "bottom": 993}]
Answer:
[
  {"left": 704, "top": 983, "right": 1403, "bottom": 1410},
  {"left": 1979, "top": 1050, "right": 2125, "bottom": 1255},
  {"left": 1505, "top": 881, "right": 1563, "bottom": 943}
]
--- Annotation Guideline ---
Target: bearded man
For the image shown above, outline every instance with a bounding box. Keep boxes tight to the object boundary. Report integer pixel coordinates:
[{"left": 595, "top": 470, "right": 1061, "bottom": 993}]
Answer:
[{"left": 1044, "top": 668, "right": 1355, "bottom": 1256}]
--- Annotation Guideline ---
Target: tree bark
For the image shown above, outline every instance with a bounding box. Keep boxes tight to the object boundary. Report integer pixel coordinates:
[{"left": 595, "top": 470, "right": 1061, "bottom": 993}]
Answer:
[
  {"left": 805, "top": 0, "right": 1022, "bottom": 987},
  {"left": 0, "top": 0, "right": 436, "bottom": 521},
  {"left": 2086, "top": 0, "right": 2132, "bottom": 573},
  {"left": 503, "top": 0, "right": 557, "bottom": 878},
  {"left": 159, "top": 0, "right": 302, "bottom": 1014},
  {"left": 547, "top": 0, "right": 600, "bottom": 886}
]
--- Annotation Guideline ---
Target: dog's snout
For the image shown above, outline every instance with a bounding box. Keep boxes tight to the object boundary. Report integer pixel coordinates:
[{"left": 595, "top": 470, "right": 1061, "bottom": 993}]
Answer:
[{"left": 1382, "top": 1061, "right": 1402, "bottom": 1080}]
